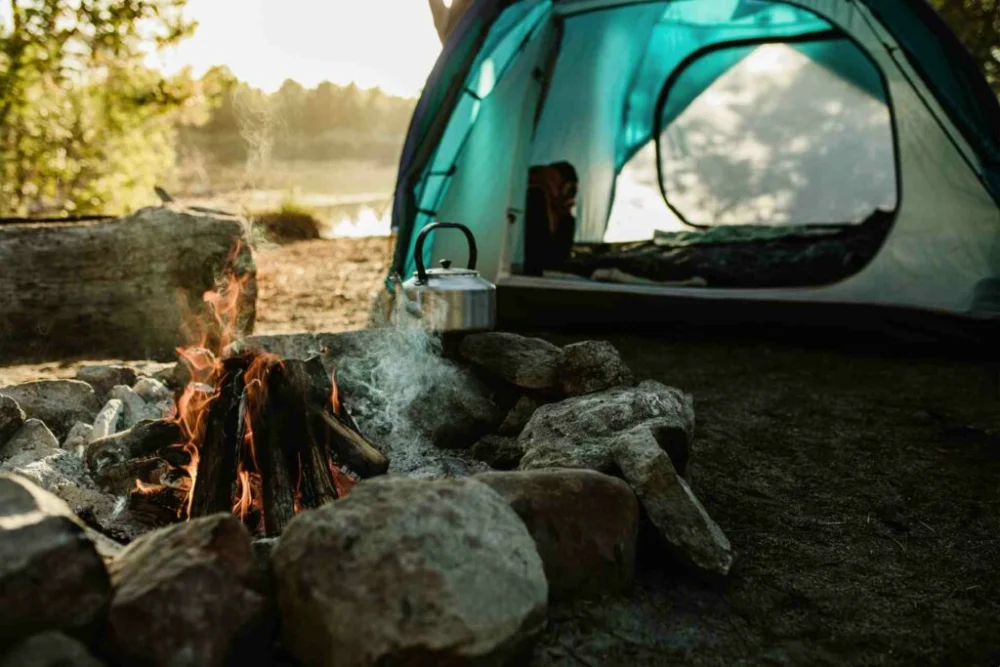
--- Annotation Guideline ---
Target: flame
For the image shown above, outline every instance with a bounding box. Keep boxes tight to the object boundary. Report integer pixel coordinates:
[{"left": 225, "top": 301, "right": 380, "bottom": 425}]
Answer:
[
  {"left": 134, "top": 479, "right": 166, "bottom": 495},
  {"left": 232, "top": 464, "right": 252, "bottom": 520},
  {"left": 165, "top": 241, "right": 251, "bottom": 520},
  {"left": 327, "top": 456, "right": 358, "bottom": 498},
  {"left": 292, "top": 453, "right": 304, "bottom": 515},
  {"left": 329, "top": 366, "right": 340, "bottom": 415}
]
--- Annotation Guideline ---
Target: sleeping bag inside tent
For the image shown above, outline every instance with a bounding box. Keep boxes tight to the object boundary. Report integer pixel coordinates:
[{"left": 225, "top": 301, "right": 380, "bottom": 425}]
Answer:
[{"left": 390, "top": 0, "right": 1000, "bottom": 333}]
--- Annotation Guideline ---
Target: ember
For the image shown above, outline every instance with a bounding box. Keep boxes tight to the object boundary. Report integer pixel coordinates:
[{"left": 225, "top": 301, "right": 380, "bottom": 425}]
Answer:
[{"left": 127, "top": 243, "right": 387, "bottom": 536}]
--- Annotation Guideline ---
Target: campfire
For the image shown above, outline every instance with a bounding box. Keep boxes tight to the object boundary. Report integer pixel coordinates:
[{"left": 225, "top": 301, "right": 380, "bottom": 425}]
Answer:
[{"left": 127, "top": 244, "right": 388, "bottom": 536}]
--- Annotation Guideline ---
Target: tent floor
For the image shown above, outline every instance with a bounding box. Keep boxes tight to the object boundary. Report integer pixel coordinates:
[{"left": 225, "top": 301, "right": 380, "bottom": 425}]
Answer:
[
  {"left": 523, "top": 331, "right": 1000, "bottom": 666},
  {"left": 497, "top": 277, "right": 1000, "bottom": 352}
]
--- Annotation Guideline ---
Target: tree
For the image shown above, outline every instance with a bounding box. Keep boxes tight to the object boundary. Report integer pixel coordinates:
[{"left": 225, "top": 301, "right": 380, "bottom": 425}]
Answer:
[
  {"left": 0, "top": 0, "right": 206, "bottom": 216},
  {"left": 931, "top": 0, "right": 1000, "bottom": 91}
]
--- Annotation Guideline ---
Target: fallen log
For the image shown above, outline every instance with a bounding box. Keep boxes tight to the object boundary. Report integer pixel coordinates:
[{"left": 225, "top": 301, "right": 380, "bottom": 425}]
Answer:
[{"left": 0, "top": 205, "right": 257, "bottom": 363}]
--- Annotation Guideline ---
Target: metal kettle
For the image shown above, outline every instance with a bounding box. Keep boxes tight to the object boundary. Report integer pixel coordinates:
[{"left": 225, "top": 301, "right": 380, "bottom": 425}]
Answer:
[{"left": 401, "top": 222, "right": 496, "bottom": 332}]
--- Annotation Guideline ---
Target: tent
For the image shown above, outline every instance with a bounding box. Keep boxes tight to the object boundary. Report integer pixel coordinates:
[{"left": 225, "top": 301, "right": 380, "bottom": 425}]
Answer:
[{"left": 388, "top": 0, "right": 1000, "bottom": 339}]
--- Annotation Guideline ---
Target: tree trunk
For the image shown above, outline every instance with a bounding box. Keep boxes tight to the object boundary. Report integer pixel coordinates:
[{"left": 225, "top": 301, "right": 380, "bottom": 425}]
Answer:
[{"left": 0, "top": 206, "right": 256, "bottom": 363}]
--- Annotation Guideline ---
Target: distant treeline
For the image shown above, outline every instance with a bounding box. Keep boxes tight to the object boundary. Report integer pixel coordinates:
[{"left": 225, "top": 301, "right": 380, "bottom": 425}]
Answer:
[{"left": 179, "top": 75, "right": 418, "bottom": 166}]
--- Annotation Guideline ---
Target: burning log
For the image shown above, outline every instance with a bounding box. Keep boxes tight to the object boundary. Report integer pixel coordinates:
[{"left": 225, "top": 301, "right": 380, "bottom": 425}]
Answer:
[
  {"left": 128, "top": 485, "right": 188, "bottom": 527},
  {"left": 188, "top": 361, "right": 245, "bottom": 519},
  {"left": 0, "top": 206, "right": 257, "bottom": 363},
  {"left": 87, "top": 419, "right": 184, "bottom": 476},
  {"left": 165, "top": 352, "right": 389, "bottom": 537}
]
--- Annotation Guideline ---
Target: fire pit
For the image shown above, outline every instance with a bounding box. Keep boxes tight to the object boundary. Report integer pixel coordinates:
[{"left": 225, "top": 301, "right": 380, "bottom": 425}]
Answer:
[{"left": 0, "top": 249, "right": 734, "bottom": 666}]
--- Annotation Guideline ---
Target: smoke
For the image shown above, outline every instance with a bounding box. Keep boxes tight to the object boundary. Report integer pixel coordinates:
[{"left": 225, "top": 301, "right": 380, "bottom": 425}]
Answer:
[{"left": 338, "top": 284, "right": 493, "bottom": 478}]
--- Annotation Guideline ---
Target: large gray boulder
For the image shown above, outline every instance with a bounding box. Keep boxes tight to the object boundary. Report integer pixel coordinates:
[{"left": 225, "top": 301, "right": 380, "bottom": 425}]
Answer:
[
  {"left": 477, "top": 469, "right": 638, "bottom": 601},
  {"left": 0, "top": 380, "right": 100, "bottom": 440},
  {"left": 459, "top": 332, "right": 563, "bottom": 391},
  {"left": 518, "top": 380, "right": 694, "bottom": 477},
  {"left": 272, "top": 477, "right": 548, "bottom": 667},
  {"left": 0, "top": 475, "right": 111, "bottom": 646},
  {"left": 0, "top": 395, "right": 26, "bottom": 446},
  {"left": 104, "top": 514, "right": 270, "bottom": 667},
  {"left": 517, "top": 382, "right": 733, "bottom": 578},
  {"left": 0, "top": 632, "right": 106, "bottom": 667}
]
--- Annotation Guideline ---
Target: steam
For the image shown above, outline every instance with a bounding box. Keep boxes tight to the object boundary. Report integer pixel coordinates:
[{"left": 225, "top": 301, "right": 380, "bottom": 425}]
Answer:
[{"left": 338, "top": 283, "right": 490, "bottom": 478}]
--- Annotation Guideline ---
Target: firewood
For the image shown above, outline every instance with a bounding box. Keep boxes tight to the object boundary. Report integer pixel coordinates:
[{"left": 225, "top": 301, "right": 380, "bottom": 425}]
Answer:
[
  {"left": 86, "top": 419, "right": 184, "bottom": 475},
  {"left": 189, "top": 362, "right": 245, "bottom": 518},
  {"left": 312, "top": 407, "right": 389, "bottom": 478},
  {"left": 95, "top": 456, "right": 165, "bottom": 495},
  {"left": 255, "top": 364, "right": 298, "bottom": 536},
  {"left": 128, "top": 485, "right": 187, "bottom": 526}
]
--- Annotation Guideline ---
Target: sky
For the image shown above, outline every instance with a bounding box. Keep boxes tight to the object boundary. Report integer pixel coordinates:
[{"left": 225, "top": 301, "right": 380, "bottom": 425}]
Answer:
[{"left": 147, "top": 0, "right": 445, "bottom": 98}]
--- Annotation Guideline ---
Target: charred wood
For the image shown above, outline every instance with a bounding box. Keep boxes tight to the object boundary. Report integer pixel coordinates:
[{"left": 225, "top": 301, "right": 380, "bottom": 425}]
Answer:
[{"left": 86, "top": 419, "right": 184, "bottom": 475}]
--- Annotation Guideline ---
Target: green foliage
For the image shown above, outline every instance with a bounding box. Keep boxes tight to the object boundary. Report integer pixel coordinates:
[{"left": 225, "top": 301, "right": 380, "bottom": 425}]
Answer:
[
  {"left": 931, "top": 0, "right": 1000, "bottom": 91},
  {"left": 0, "top": 0, "right": 215, "bottom": 216}
]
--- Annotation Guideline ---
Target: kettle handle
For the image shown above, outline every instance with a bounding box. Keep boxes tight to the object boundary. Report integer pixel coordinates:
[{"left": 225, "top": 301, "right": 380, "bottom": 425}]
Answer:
[{"left": 414, "top": 222, "right": 478, "bottom": 284}]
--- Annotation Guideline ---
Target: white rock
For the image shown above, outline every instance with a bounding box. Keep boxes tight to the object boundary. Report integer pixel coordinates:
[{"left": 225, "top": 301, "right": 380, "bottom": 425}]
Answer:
[
  {"left": 63, "top": 422, "right": 95, "bottom": 458},
  {"left": 133, "top": 377, "right": 173, "bottom": 404},
  {"left": 91, "top": 399, "right": 124, "bottom": 442},
  {"left": 108, "top": 385, "right": 160, "bottom": 428}
]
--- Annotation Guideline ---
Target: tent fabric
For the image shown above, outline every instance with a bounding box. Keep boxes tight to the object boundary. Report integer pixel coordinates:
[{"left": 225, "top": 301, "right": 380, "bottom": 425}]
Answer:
[{"left": 390, "top": 0, "right": 1000, "bottom": 321}]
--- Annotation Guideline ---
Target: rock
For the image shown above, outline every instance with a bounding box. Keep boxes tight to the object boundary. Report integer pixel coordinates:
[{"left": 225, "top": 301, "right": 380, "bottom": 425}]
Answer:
[
  {"left": 497, "top": 396, "right": 539, "bottom": 437},
  {"left": 613, "top": 427, "right": 734, "bottom": 578},
  {"left": 518, "top": 380, "right": 694, "bottom": 477},
  {"left": 90, "top": 399, "right": 124, "bottom": 442},
  {"left": 403, "top": 455, "right": 493, "bottom": 480},
  {"left": 557, "top": 340, "right": 633, "bottom": 396},
  {"left": 133, "top": 377, "right": 173, "bottom": 404},
  {"left": 477, "top": 469, "right": 639, "bottom": 601},
  {"left": 0, "top": 419, "right": 59, "bottom": 464},
  {"left": 224, "top": 330, "right": 395, "bottom": 364},
  {"left": 337, "top": 346, "right": 504, "bottom": 457},
  {"left": 152, "top": 363, "right": 186, "bottom": 390},
  {"left": 459, "top": 332, "right": 563, "bottom": 391},
  {"left": 470, "top": 435, "right": 523, "bottom": 470},
  {"left": 63, "top": 422, "right": 94, "bottom": 457},
  {"left": 0, "top": 475, "right": 112, "bottom": 646},
  {"left": 273, "top": 477, "right": 548, "bottom": 667},
  {"left": 105, "top": 514, "right": 270, "bottom": 667},
  {"left": 107, "top": 385, "right": 160, "bottom": 428},
  {"left": 2, "top": 449, "right": 117, "bottom": 523},
  {"left": 0, "top": 631, "right": 106, "bottom": 667},
  {"left": 0, "top": 380, "right": 100, "bottom": 440},
  {"left": 0, "top": 395, "right": 26, "bottom": 446},
  {"left": 75, "top": 365, "right": 138, "bottom": 402},
  {"left": 407, "top": 366, "right": 504, "bottom": 449}
]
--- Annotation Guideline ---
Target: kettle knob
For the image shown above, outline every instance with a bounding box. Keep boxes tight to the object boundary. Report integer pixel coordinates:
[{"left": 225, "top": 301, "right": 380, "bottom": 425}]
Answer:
[{"left": 440, "top": 259, "right": 453, "bottom": 270}]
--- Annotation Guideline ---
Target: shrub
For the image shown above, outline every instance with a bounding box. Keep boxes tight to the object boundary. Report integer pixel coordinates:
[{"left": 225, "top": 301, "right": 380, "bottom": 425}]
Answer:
[{"left": 252, "top": 200, "right": 323, "bottom": 243}]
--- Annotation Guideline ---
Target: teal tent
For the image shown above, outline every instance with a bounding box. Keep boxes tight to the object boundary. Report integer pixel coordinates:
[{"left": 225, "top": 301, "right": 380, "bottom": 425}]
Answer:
[{"left": 390, "top": 0, "right": 1000, "bottom": 334}]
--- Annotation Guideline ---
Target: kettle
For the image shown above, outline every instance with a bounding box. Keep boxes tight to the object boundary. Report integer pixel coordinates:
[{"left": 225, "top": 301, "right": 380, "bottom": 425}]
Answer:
[{"left": 401, "top": 222, "right": 496, "bottom": 332}]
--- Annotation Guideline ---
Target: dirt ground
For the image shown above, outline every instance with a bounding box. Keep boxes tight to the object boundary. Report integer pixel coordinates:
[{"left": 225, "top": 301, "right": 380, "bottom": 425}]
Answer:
[
  {"left": 530, "top": 332, "right": 1000, "bottom": 667},
  {"left": 1, "top": 238, "right": 998, "bottom": 664}
]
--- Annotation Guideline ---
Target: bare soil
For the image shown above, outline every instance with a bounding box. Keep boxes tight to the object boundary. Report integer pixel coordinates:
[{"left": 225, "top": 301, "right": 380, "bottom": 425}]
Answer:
[
  {"left": 530, "top": 332, "right": 1000, "bottom": 667},
  {"left": 2, "top": 237, "right": 998, "bottom": 664}
]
